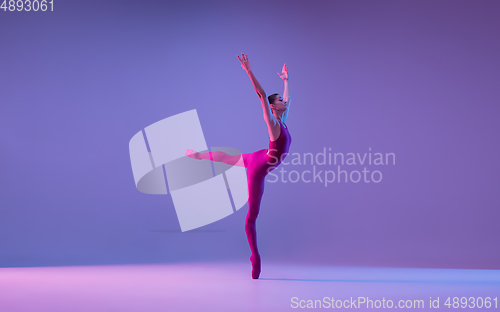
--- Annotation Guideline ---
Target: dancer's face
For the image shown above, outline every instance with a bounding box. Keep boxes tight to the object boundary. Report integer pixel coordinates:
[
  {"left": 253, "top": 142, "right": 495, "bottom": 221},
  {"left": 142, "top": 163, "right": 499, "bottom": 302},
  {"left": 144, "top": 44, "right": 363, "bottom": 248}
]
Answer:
[{"left": 271, "top": 95, "right": 288, "bottom": 112}]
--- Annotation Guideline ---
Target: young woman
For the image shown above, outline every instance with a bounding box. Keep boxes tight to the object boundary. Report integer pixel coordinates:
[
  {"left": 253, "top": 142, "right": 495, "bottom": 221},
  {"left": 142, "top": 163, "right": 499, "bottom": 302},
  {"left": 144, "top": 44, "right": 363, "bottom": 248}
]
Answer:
[{"left": 186, "top": 53, "right": 291, "bottom": 279}]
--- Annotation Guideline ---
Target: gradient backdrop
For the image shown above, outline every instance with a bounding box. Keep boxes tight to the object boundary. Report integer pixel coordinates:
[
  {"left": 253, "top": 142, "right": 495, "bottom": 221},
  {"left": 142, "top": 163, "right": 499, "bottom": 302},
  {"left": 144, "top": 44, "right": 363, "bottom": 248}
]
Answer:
[{"left": 1, "top": 0, "right": 499, "bottom": 269}]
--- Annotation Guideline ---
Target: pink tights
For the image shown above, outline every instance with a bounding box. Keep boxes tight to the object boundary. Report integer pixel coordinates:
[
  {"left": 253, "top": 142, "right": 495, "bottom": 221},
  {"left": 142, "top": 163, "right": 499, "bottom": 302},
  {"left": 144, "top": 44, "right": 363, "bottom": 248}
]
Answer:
[{"left": 190, "top": 149, "right": 277, "bottom": 279}]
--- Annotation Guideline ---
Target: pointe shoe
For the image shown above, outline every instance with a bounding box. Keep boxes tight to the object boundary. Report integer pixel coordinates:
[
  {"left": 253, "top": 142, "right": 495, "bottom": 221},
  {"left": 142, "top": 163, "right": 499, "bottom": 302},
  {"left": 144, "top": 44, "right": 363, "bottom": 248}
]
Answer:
[
  {"left": 250, "top": 255, "right": 261, "bottom": 279},
  {"left": 185, "top": 149, "right": 200, "bottom": 160}
]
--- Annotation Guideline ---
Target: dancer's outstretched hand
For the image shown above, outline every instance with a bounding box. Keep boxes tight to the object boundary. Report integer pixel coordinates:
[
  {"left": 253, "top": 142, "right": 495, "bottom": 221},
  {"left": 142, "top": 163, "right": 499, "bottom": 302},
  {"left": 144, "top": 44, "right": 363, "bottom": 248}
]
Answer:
[
  {"left": 237, "top": 53, "right": 251, "bottom": 72},
  {"left": 278, "top": 63, "right": 288, "bottom": 81}
]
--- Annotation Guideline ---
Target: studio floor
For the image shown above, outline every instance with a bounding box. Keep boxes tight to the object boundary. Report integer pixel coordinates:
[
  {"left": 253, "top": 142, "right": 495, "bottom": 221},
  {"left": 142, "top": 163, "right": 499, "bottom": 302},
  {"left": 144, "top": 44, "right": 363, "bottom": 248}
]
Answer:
[{"left": 2, "top": 262, "right": 499, "bottom": 311}]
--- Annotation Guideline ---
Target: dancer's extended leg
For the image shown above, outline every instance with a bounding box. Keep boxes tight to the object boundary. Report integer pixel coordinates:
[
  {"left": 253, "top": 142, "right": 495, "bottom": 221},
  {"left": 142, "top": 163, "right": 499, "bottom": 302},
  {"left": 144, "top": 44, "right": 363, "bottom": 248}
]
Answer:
[{"left": 185, "top": 149, "right": 245, "bottom": 167}]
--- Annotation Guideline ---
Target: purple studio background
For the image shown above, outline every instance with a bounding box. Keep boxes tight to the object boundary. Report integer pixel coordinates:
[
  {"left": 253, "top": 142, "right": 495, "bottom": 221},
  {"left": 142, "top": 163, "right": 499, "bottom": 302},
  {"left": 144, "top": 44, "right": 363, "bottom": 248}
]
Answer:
[{"left": 1, "top": 0, "right": 499, "bottom": 269}]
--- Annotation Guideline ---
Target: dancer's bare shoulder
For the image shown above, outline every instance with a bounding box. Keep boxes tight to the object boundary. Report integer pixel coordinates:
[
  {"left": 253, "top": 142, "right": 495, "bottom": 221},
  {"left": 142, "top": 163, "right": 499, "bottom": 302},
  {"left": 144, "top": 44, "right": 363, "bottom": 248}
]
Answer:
[{"left": 266, "top": 116, "right": 281, "bottom": 142}]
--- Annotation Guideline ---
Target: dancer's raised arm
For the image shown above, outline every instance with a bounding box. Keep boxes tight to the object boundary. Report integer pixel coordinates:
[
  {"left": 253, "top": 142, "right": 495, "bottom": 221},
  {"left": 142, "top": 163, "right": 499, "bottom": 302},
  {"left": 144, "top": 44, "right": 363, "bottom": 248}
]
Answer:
[
  {"left": 237, "top": 53, "right": 274, "bottom": 123},
  {"left": 278, "top": 63, "right": 290, "bottom": 123}
]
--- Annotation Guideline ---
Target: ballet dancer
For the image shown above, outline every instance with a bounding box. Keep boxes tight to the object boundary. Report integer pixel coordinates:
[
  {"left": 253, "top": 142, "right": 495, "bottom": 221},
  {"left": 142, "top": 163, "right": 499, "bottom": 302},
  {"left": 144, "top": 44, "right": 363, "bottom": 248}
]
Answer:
[{"left": 185, "top": 53, "right": 291, "bottom": 279}]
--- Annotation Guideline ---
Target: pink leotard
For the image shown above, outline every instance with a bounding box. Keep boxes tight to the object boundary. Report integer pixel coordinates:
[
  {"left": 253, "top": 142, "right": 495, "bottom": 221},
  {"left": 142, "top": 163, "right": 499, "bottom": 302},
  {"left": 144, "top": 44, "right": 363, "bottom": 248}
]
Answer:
[
  {"left": 241, "top": 120, "right": 291, "bottom": 273},
  {"left": 187, "top": 119, "right": 291, "bottom": 278},
  {"left": 242, "top": 120, "right": 292, "bottom": 183}
]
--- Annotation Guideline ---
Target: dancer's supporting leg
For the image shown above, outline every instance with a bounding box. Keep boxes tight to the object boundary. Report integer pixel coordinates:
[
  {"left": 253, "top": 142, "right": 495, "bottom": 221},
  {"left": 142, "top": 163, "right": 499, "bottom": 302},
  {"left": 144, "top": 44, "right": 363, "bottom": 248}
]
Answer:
[
  {"left": 245, "top": 167, "right": 265, "bottom": 279},
  {"left": 186, "top": 147, "right": 264, "bottom": 279},
  {"left": 185, "top": 149, "right": 245, "bottom": 167}
]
